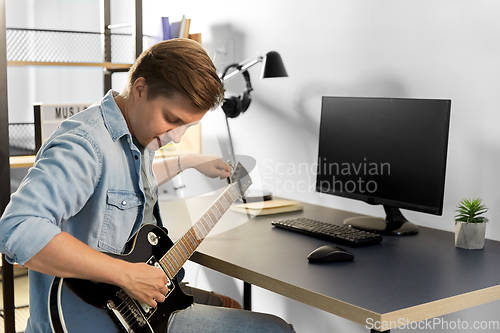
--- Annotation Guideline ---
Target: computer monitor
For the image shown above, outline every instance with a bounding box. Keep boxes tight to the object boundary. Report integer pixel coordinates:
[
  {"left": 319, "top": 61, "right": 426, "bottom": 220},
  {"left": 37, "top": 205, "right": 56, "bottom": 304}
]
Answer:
[{"left": 316, "top": 96, "right": 451, "bottom": 235}]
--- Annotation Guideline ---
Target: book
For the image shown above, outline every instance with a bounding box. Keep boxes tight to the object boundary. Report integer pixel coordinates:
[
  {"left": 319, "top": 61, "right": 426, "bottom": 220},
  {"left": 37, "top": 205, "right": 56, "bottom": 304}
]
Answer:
[
  {"left": 163, "top": 15, "right": 199, "bottom": 42},
  {"left": 189, "top": 33, "right": 201, "bottom": 43},
  {"left": 162, "top": 17, "right": 171, "bottom": 40},
  {"left": 230, "top": 199, "right": 303, "bottom": 216},
  {"left": 178, "top": 15, "right": 187, "bottom": 39},
  {"left": 183, "top": 19, "right": 191, "bottom": 38},
  {"left": 170, "top": 20, "right": 181, "bottom": 38}
]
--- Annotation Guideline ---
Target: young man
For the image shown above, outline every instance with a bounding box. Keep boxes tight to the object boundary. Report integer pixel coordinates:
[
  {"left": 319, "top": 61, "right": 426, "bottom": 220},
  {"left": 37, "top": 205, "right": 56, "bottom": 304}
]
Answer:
[{"left": 0, "top": 39, "right": 294, "bottom": 332}]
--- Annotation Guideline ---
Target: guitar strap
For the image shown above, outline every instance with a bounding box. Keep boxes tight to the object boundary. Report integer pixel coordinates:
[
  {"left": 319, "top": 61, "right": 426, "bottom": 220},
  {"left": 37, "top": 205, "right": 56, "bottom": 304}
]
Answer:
[
  {"left": 128, "top": 138, "right": 185, "bottom": 280},
  {"left": 153, "top": 201, "right": 165, "bottom": 229}
]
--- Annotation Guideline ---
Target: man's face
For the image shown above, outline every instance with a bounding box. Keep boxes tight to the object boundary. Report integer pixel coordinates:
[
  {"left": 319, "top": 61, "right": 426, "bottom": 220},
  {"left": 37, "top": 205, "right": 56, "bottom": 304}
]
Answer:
[{"left": 127, "top": 84, "right": 205, "bottom": 150}]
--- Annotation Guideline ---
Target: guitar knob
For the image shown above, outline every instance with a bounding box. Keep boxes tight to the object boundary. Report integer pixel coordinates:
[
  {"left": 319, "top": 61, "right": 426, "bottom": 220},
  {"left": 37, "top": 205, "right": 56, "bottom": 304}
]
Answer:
[{"left": 148, "top": 232, "right": 159, "bottom": 246}]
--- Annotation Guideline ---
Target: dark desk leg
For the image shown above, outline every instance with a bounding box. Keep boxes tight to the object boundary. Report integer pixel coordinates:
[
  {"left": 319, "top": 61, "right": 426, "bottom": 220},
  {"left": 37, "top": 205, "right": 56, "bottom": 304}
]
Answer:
[
  {"left": 243, "top": 282, "right": 252, "bottom": 310},
  {"left": 2, "top": 255, "right": 16, "bottom": 333}
]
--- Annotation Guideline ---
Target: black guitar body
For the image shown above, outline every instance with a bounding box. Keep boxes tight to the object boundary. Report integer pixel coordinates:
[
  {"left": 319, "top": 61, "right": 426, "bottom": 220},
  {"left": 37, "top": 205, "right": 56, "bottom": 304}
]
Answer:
[{"left": 49, "top": 224, "right": 194, "bottom": 333}]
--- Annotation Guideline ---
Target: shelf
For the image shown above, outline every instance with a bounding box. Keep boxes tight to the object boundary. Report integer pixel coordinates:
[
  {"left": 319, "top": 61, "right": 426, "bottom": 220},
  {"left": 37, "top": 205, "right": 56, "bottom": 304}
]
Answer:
[
  {"left": 8, "top": 152, "right": 202, "bottom": 169},
  {"left": 9, "top": 155, "right": 35, "bottom": 169},
  {"left": 0, "top": 259, "right": 19, "bottom": 268}
]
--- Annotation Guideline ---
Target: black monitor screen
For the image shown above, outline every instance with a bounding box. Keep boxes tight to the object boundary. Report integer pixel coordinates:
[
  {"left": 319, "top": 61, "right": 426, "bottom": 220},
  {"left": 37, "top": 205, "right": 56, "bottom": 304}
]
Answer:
[{"left": 316, "top": 96, "right": 451, "bottom": 215}]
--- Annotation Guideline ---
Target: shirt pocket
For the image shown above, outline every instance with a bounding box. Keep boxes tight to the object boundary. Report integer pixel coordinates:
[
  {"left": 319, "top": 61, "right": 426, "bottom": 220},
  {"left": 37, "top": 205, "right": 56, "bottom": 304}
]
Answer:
[{"left": 98, "top": 190, "right": 144, "bottom": 253}]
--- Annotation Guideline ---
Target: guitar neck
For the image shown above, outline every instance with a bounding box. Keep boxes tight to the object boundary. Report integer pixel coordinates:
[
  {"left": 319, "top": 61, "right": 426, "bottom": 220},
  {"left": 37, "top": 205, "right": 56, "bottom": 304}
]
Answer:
[{"left": 159, "top": 183, "right": 240, "bottom": 278}]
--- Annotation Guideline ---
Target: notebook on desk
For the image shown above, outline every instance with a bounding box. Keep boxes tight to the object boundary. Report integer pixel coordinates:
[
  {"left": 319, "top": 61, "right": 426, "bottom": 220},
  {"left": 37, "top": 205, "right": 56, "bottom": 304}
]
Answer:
[{"left": 231, "top": 199, "right": 303, "bottom": 216}]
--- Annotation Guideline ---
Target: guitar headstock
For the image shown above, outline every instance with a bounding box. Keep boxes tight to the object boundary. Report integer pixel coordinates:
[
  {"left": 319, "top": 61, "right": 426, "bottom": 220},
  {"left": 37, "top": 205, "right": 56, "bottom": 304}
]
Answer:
[{"left": 228, "top": 162, "right": 252, "bottom": 198}]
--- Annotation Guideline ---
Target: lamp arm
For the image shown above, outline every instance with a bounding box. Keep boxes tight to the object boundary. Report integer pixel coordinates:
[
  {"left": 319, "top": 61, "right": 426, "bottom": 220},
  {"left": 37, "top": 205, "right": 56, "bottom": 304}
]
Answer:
[{"left": 221, "top": 55, "right": 264, "bottom": 82}]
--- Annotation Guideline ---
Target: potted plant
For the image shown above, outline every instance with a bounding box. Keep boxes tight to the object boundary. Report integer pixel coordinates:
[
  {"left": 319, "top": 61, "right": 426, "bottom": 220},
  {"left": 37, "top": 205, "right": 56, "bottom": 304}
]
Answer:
[{"left": 455, "top": 198, "right": 488, "bottom": 249}]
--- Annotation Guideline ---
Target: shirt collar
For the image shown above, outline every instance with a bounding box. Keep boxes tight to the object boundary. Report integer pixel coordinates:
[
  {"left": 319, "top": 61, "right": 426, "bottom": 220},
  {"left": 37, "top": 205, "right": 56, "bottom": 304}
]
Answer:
[{"left": 100, "top": 90, "right": 131, "bottom": 142}]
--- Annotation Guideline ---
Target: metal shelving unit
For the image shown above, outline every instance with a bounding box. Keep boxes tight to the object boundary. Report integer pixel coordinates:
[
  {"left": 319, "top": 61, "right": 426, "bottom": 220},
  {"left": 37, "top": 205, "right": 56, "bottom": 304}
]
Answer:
[
  {"left": 5, "top": 25, "right": 155, "bottom": 156},
  {"left": 1, "top": 1, "right": 145, "bottom": 332},
  {"left": 1, "top": 1, "right": 14, "bottom": 333}
]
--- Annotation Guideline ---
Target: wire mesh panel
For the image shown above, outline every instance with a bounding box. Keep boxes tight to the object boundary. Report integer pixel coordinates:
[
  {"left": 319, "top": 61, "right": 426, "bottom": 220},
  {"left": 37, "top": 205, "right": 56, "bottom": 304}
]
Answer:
[
  {"left": 110, "top": 33, "right": 131, "bottom": 64},
  {"left": 8, "top": 123, "right": 36, "bottom": 156},
  {"left": 7, "top": 28, "right": 159, "bottom": 64},
  {"left": 6, "top": 28, "right": 103, "bottom": 63},
  {"left": 111, "top": 34, "right": 158, "bottom": 64}
]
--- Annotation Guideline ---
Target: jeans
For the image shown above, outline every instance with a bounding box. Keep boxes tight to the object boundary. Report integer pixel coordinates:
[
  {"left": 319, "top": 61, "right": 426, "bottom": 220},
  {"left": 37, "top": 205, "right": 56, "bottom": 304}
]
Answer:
[
  {"left": 170, "top": 284, "right": 294, "bottom": 332},
  {"left": 167, "top": 304, "right": 295, "bottom": 333}
]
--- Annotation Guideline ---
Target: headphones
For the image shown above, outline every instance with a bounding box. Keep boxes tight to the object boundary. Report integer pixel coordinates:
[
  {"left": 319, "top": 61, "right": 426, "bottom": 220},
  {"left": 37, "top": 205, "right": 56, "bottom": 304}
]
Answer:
[{"left": 221, "top": 64, "right": 253, "bottom": 118}]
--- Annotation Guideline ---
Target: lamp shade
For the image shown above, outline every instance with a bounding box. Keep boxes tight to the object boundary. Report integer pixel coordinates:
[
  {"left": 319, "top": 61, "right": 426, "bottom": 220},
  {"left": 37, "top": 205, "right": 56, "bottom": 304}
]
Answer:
[{"left": 260, "top": 51, "right": 288, "bottom": 78}]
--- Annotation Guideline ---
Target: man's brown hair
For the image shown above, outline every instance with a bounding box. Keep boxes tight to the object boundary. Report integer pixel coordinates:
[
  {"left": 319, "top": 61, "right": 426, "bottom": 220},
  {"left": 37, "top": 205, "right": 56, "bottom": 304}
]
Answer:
[{"left": 126, "top": 38, "right": 224, "bottom": 112}]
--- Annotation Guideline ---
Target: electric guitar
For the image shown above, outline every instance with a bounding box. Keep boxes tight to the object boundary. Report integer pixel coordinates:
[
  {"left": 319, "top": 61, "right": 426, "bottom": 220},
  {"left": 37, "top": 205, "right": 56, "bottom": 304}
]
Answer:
[{"left": 49, "top": 162, "right": 252, "bottom": 333}]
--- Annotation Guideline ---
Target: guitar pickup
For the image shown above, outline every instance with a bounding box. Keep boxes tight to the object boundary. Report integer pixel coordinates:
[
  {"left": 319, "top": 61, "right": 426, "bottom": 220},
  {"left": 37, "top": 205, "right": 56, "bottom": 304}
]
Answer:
[
  {"left": 146, "top": 256, "right": 173, "bottom": 288},
  {"left": 141, "top": 256, "right": 173, "bottom": 315}
]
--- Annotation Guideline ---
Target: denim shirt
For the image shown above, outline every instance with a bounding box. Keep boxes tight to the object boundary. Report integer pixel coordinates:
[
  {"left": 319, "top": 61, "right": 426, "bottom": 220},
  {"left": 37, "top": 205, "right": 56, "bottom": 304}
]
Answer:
[{"left": 0, "top": 90, "right": 162, "bottom": 332}]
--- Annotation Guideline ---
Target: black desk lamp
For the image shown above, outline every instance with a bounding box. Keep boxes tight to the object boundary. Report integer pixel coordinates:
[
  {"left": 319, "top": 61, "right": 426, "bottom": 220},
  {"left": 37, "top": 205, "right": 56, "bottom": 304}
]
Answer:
[{"left": 220, "top": 51, "right": 288, "bottom": 201}]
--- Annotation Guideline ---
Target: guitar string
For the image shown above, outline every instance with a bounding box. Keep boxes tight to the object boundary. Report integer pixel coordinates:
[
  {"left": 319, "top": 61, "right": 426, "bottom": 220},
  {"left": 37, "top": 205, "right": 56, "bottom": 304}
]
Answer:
[
  {"left": 181, "top": 236, "right": 194, "bottom": 253},
  {"left": 105, "top": 154, "right": 240, "bottom": 329},
  {"left": 116, "top": 293, "right": 140, "bottom": 327},
  {"left": 178, "top": 238, "right": 190, "bottom": 257},
  {"left": 153, "top": 162, "right": 235, "bottom": 275},
  {"left": 124, "top": 295, "right": 141, "bottom": 325},
  {"left": 112, "top": 180, "right": 241, "bottom": 329},
  {"left": 159, "top": 186, "right": 237, "bottom": 277},
  {"left": 116, "top": 298, "right": 136, "bottom": 327},
  {"left": 117, "top": 306, "right": 135, "bottom": 328}
]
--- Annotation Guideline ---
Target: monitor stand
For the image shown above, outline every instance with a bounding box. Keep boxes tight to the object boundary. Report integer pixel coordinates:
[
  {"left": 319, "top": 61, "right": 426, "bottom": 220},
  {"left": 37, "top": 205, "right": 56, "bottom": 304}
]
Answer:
[{"left": 343, "top": 205, "right": 419, "bottom": 235}]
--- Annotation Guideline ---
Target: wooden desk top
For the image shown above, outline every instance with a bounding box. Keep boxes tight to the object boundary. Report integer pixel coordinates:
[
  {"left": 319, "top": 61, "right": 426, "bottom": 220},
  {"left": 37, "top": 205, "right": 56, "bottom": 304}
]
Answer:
[{"left": 159, "top": 195, "right": 500, "bottom": 328}]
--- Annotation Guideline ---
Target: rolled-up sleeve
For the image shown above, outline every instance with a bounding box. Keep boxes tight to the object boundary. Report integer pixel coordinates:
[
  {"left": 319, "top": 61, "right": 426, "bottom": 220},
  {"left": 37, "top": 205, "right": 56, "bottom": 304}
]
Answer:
[{"left": 0, "top": 128, "right": 101, "bottom": 265}]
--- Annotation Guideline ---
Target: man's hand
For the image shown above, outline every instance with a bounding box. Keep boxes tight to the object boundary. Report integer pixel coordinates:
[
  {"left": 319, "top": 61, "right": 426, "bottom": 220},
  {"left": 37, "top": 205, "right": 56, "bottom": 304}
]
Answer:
[
  {"left": 118, "top": 262, "right": 170, "bottom": 308},
  {"left": 153, "top": 153, "right": 231, "bottom": 185},
  {"left": 183, "top": 154, "right": 230, "bottom": 179},
  {"left": 24, "top": 232, "right": 170, "bottom": 308}
]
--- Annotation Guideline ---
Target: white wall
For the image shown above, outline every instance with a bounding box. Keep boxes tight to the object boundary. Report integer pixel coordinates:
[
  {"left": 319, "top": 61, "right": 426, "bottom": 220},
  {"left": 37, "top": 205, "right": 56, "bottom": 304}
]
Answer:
[
  {"left": 6, "top": 1, "right": 500, "bottom": 332},
  {"left": 147, "top": 0, "right": 500, "bottom": 238},
  {"left": 146, "top": 1, "right": 500, "bottom": 332}
]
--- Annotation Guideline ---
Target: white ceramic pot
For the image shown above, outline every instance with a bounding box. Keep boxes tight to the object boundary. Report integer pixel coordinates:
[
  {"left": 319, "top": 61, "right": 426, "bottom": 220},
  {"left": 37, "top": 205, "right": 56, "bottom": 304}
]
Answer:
[{"left": 455, "top": 222, "right": 486, "bottom": 250}]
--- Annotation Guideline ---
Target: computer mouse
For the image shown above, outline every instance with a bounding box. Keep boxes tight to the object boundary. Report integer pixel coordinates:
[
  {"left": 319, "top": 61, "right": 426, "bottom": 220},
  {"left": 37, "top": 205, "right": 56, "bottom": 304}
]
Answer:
[{"left": 307, "top": 245, "right": 354, "bottom": 263}]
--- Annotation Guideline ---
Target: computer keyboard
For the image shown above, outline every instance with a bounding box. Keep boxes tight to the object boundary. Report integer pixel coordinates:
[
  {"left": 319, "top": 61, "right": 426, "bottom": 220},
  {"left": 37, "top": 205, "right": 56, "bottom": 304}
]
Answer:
[{"left": 271, "top": 217, "right": 383, "bottom": 247}]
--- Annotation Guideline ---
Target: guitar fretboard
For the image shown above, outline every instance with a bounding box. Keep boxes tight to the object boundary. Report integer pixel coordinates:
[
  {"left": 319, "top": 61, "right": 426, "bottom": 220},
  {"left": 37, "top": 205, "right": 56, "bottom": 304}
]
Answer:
[{"left": 159, "top": 183, "right": 240, "bottom": 278}]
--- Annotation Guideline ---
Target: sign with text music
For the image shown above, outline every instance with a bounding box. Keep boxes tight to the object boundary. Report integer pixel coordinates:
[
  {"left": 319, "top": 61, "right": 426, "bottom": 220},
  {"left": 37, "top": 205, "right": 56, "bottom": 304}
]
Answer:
[{"left": 34, "top": 103, "right": 91, "bottom": 152}]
